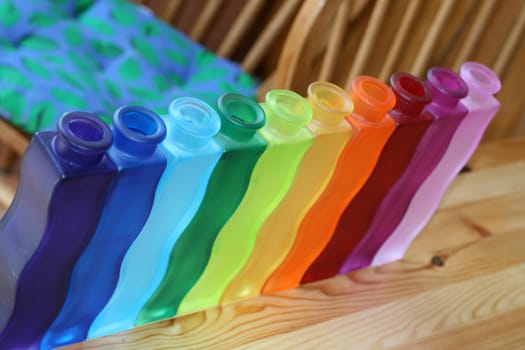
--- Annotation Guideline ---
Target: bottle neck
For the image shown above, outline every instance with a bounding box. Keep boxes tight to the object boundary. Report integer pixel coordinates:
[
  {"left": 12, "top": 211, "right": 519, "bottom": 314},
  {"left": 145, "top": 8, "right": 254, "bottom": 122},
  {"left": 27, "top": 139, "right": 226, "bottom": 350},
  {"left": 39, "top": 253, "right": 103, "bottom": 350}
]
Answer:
[
  {"left": 349, "top": 76, "right": 396, "bottom": 122},
  {"left": 460, "top": 62, "right": 501, "bottom": 100},
  {"left": 262, "top": 89, "right": 312, "bottom": 136},
  {"left": 166, "top": 97, "right": 221, "bottom": 150},
  {"left": 390, "top": 73, "right": 432, "bottom": 117},
  {"left": 426, "top": 67, "right": 468, "bottom": 108},
  {"left": 53, "top": 111, "right": 112, "bottom": 166},
  {"left": 112, "top": 106, "right": 166, "bottom": 157},
  {"left": 307, "top": 81, "right": 353, "bottom": 128},
  {"left": 217, "top": 94, "right": 266, "bottom": 141}
]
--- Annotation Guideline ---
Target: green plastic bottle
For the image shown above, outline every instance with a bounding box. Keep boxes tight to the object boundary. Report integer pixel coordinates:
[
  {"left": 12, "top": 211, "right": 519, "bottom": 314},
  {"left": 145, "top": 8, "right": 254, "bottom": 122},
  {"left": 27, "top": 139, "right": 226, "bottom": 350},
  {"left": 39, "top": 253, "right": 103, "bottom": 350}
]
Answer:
[
  {"left": 178, "top": 89, "right": 314, "bottom": 315},
  {"left": 136, "top": 94, "right": 267, "bottom": 325}
]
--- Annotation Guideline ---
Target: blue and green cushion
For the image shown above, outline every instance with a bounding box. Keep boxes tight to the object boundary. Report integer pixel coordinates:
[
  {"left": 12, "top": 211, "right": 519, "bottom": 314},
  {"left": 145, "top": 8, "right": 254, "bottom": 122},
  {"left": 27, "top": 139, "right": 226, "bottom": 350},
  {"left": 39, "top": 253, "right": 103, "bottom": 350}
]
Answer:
[{"left": 0, "top": 0, "right": 258, "bottom": 133}]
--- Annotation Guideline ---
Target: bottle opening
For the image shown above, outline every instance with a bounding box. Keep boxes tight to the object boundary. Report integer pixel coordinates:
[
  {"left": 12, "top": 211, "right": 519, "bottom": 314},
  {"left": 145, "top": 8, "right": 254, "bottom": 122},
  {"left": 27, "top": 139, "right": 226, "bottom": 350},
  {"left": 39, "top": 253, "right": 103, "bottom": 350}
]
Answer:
[
  {"left": 362, "top": 80, "right": 390, "bottom": 101},
  {"left": 435, "top": 70, "right": 463, "bottom": 93},
  {"left": 398, "top": 76, "right": 426, "bottom": 97},
  {"left": 68, "top": 118, "right": 105, "bottom": 142},
  {"left": 219, "top": 94, "right": 265, "bottom": 129},
  {"left": 179, "top": 105, "right": 211, "bottom": 126},
  {"left": 169, "top": 97, "right": 221, "bottom": 146},
  {"left": 113, "top": 106, "right": 167, "bottom": 148},
  {"left": 390, "top": 73, "right": 431, "bottom": 117},
  {"left": 226, "top": 100, "right": 257, "bottom": 123},
  {"left": 275, "top": 95, "right": 304, "bottom": 121},
  {"left": 460, "top": 62, "right": 501, "bottom": 95},
  {"left": 470, "top": 68, "right": 491, "bottom": 84},
  {"left": 352, "top": 76, "right": 396, "bottom": 110},
  {"left": 122, "top": 111, "right": 159, "bottom": 136},
  {"left": 350, "top": 76, "right": 396, "bottom": 122},
  {"left": 55, "top": 111, "right": 113, "bottom": 165},
  {"left": 427, "top": 67, "right": 468, "bottom": 99},
  {"left": 308, "top": 81, "right": 352, "bottom": 113},
  {"left": 264, "top": 89, "right": 312, "bottom": 134}
]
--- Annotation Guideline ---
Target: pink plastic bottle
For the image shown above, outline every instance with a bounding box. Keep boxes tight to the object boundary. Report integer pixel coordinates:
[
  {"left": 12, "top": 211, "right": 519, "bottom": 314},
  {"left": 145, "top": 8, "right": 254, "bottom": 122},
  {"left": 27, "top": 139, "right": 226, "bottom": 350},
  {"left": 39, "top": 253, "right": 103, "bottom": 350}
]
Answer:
[{"left": 372, "top": 62, "right": 501, "bottom": 266}]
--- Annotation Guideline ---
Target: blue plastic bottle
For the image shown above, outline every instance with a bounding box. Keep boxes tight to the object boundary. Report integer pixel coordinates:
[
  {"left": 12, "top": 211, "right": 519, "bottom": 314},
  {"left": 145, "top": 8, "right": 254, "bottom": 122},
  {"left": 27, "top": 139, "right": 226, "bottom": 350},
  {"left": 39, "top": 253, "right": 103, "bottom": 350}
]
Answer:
[
  {"left": 0, "top": 112, "right": 116, "bottom": 350},
  {"left": 88, "top": 97, "right": 222, "bottom": 338},
  {"left": 41, "top": 107, "right": 167, "bottom": 349}
]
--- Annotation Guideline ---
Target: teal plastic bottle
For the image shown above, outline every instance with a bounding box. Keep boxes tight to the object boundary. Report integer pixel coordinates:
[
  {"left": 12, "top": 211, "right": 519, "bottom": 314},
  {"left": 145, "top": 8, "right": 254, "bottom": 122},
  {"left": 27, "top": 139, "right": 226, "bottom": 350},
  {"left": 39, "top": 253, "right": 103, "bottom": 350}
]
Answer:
[
  {"left": 136, "top": 94, "right": 267, "bottom": 325},
  {"left": 88, "top": 98, "right": 222, "bottom": 338}
]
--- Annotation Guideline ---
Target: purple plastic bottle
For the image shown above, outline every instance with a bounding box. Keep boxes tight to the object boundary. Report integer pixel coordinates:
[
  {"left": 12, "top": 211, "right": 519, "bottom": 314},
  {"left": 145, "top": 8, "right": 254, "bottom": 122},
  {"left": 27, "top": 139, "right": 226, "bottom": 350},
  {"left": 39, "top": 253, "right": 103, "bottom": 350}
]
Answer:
[
  {"left": 338, "top": 68, "right": 469, "bottom": 271},
  {"left": 372, "top": 62, "right": 501, "bottom": 266},
  {"left": 0, "top": 112, "right": 116, "bottom": 350}
]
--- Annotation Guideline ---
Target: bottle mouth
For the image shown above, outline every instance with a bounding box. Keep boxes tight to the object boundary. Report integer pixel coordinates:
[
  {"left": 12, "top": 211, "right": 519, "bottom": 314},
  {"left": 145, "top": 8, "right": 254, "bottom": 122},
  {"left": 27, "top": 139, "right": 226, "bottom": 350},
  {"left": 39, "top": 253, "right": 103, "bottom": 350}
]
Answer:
[
  {"left": 460, "top": 62, "right": 501, "bottom": 95},
  {"left": 113, "top": 106, "right": 166, "bottom": 146},
  {"left": 218, "top": 94, "right": 265, "bottom": 130},
  {"left": 58, "top": 112, "right": 112, "bottom": 152},
  {"left": 169, "top": 97, "right": 221, "bottom": 140},
  {"left": 308, "top": 81, "right": 353, "bottom": 114},
  {"left": 265, "top": 89, "right": 313, "bottom": 127},
  {"left": 352, "top": 76, "right": 396, "bottom": 111},
  {"left": 427, "top": 67, "right": 468, "bottom": 100},
  {"left": 390, "top": 73, "right": 432, "bottom": 105}
]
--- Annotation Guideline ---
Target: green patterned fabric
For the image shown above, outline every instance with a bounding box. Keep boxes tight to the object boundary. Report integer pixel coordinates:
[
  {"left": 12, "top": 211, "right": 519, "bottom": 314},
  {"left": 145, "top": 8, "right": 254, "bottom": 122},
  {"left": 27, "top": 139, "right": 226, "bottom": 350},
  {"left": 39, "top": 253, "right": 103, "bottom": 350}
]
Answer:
[{"left": 0, "top": 0, "right": 258, "bottom": 133}]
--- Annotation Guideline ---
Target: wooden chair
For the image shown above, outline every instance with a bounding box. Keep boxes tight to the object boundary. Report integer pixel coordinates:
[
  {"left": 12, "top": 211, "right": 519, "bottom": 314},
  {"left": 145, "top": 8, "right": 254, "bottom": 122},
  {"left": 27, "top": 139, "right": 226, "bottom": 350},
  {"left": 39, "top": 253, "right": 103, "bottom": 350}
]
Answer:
[
  {"left": 266, "top": 0, "right": 524, "bottom": 141},
  {"left": 1, "top": 0, "right": 524, "bottom": 200}
]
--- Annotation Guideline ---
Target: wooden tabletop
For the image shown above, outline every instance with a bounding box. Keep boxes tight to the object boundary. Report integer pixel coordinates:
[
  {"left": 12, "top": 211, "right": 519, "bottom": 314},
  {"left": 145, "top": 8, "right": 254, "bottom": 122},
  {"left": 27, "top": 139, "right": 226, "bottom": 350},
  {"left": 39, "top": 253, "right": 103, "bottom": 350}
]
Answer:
[{"left": 67, "top": 137, "right": 525, "bottom": 350}]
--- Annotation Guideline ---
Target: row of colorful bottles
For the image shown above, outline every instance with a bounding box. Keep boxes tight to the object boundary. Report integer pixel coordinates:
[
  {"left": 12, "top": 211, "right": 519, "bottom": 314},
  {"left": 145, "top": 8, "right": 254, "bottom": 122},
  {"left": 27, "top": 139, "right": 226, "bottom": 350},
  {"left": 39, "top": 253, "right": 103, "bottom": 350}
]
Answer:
[{"left": 0, "top": 62, "right": 500, "bottom": 349}]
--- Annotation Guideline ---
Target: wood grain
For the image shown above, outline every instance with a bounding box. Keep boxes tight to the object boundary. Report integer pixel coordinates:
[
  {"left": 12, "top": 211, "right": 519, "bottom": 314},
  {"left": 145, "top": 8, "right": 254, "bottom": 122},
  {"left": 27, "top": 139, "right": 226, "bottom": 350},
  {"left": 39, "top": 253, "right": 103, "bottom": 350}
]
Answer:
[{"left": 66, "top": 138, "right": 525, "bottom": 349}]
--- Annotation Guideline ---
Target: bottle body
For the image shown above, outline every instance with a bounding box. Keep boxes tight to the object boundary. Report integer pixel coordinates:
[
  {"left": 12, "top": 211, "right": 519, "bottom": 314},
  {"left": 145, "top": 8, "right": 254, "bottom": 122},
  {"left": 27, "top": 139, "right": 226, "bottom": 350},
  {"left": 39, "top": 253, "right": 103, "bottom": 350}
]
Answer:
[
  {"left": 222, "top": 82, "right": 354, "bottom": 303},
  {"left": 0, "top": 111, "right": 116, "bottom": 350},
  {"left": 373, "top": 63, "right": 501, "bottom": 266},
  {"left": 136, "top": 135, "right": 267, "bottom": 324},
  {"left": 264, "top": 77, "right": 396, "bottom": 293},
  {"left": 136, "top": 94, "right": 267, "bottom": 325},
  {"left": 344, "top": 80, "right": 469, "bottom": 271},
  {"left": 88, "top": 98, "right": 222, "bottom": 338},
  {"left": 0, "top": 136, "right": 60, "bottom": 333},
  {"left": 338, "top": 68, "right": 456, "bottom": 273},
  {"left": 177, "top": 90, "right": 313, "bottom": 315},
  {"left": 296, "top": 117, "right": 396, "bottom": 285},
  {"left": 42, "top": 107, "right": 167, "bottom": 349}
]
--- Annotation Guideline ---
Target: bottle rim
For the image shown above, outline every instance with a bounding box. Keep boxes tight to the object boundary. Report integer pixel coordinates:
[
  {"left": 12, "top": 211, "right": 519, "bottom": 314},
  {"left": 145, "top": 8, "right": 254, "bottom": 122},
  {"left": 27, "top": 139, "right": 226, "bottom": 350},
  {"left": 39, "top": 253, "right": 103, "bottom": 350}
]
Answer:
[
  {"left": 351, "top": 76, "right": 396, "bottom": 111},
  {"left": 427, "top": 67, "right": 468, "bottom": 100},
  {"left": 169, "top": 97, "right": 221, "bottom": 140},
  {"left": 218, "top": 94, "right": 266, "bottom": 130},
  {"left": 113, "top": 106, "right": 167, "bottom": 146},
  {"left": 390, "top": 73, "right": 432, "bottom": 105},
  {"left": 308, "top": 81, "right": 353, "bottom": 115},
  {"left": 58, "top": 112, "right": 112, "bottom": 152},
  {"left": 264, "top": 89, "right": 313, "bottom": 127}
]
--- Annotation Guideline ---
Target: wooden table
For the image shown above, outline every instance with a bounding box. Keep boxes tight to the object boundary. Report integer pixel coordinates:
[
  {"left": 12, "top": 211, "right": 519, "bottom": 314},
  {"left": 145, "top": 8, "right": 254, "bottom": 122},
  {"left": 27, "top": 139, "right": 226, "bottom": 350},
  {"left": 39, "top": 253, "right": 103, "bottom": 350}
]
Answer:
[{"left": 66, "top": 137, "right": 525, "bottom": 350}]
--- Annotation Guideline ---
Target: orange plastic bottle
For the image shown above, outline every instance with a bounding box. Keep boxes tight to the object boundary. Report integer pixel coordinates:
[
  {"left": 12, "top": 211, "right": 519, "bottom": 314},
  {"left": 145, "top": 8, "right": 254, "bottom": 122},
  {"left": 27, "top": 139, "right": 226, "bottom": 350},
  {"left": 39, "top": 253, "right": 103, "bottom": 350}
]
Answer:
[
  {"left": 262, "top": 76, "right": 397, "bottom": 294},
  {"left": 221, "top": 82, "right": 354, "bottom": 304}
]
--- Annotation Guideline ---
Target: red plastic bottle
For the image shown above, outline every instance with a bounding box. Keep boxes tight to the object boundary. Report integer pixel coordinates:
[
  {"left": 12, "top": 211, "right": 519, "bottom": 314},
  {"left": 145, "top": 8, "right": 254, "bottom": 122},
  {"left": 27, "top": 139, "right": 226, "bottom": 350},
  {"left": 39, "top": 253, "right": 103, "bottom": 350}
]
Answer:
[{"left": 304, "top": 73, "right": 433, "bottom": 281}]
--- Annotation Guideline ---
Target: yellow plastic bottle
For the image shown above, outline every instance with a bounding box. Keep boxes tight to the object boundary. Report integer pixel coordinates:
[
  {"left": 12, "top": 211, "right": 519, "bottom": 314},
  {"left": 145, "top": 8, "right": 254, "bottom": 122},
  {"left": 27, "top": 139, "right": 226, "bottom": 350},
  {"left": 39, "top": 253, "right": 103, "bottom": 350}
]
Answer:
[
  {"left": 221, "top": 82, "right": 354, "bottom": 304},
  {"left": 177, "top": 90, "right": 314, "bottom": 315}
]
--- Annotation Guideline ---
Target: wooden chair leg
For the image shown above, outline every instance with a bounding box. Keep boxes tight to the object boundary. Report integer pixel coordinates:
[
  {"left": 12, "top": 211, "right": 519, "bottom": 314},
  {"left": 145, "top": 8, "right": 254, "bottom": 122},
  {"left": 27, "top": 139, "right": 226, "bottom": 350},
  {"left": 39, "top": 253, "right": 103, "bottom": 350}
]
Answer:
[{"left": 0, "top": 146, "right": 19, "bottom": 173}]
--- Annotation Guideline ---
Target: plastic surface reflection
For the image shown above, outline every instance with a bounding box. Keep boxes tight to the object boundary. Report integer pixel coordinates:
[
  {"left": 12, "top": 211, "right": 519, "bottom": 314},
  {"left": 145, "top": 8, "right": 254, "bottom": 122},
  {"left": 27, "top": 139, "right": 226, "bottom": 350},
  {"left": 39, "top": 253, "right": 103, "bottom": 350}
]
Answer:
[{"left": 0, "top": 63, "right": 500, "bottom": 349}]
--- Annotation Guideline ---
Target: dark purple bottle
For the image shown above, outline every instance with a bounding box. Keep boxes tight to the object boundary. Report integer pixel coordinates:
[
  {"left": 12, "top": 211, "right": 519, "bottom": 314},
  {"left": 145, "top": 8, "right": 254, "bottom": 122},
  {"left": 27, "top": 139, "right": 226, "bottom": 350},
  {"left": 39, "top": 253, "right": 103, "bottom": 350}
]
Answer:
[{"left": 0, "top": 112, "right": 116, "bottom": 350}]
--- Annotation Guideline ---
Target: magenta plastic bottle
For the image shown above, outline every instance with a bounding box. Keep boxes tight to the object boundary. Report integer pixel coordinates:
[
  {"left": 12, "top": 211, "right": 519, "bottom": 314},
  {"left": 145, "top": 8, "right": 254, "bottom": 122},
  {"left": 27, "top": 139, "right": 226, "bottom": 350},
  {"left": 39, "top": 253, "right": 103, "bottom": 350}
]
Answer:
[
  {"left": 0, "top": 112, "right": 116, "bottom": 349},
  {"left": 340, "top": 68, "right": 469, "bottom": 271},
  {"left": 373, "top": 62, "right": 501, "bottom": 266}
]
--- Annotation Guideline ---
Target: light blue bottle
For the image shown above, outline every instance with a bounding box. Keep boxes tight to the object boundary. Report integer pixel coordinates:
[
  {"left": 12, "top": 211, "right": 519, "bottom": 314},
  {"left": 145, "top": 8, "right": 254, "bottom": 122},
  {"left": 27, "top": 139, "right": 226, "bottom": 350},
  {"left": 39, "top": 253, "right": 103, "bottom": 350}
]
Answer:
[
  {"left": 41, "top": 106, "right": 167, "bottom": 350},
  {"left": 88, "top": 97, "right": 222, "bottom": 338}
]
